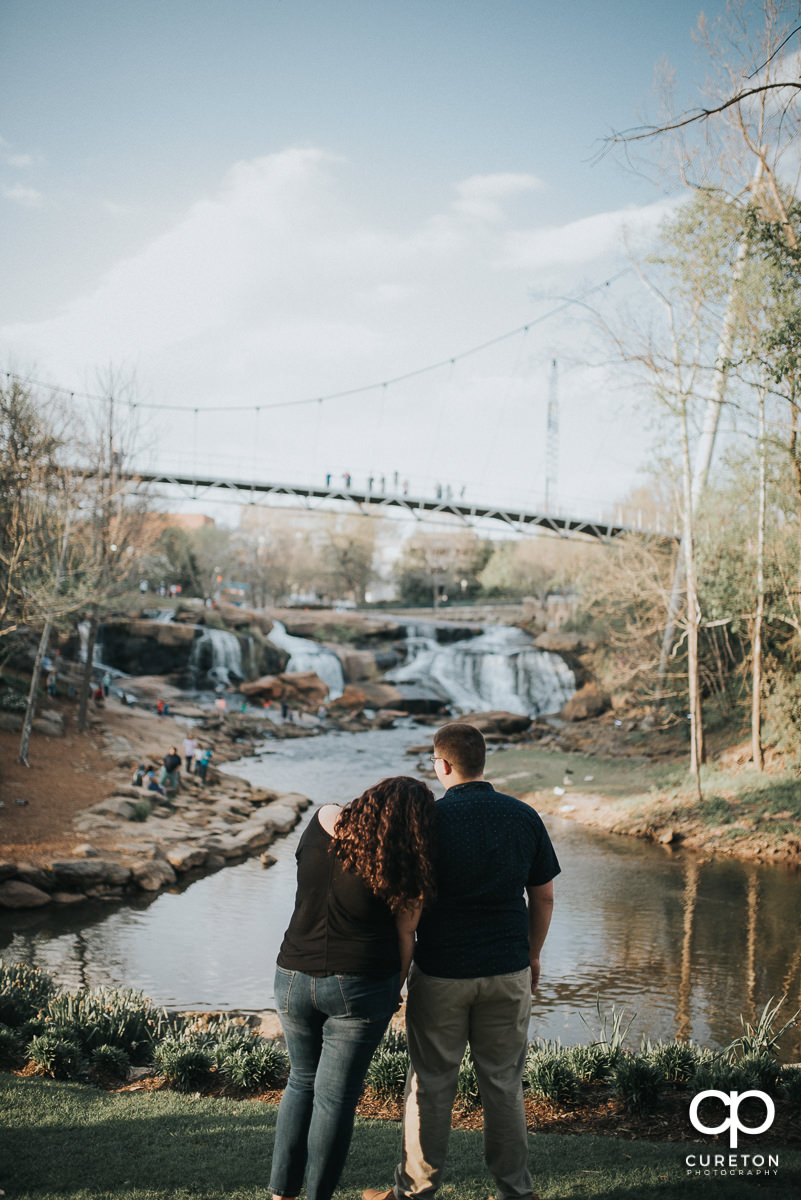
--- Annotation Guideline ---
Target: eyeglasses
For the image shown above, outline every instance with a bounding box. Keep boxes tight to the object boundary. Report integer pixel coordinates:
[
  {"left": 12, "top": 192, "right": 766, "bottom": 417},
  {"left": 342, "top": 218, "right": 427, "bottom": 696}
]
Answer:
[{"left": 430, "top": 755, "right": 444, "bottom": 765}]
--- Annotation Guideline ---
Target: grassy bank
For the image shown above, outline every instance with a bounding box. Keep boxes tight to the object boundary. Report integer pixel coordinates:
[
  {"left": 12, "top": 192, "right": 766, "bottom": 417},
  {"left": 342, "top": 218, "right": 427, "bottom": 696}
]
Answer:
[
  {"left": 489, "top": 744, "right": 801, "bottom": 864},
  {"left": 4, "top": 1074, "right": 800, "bottom": 1199}
]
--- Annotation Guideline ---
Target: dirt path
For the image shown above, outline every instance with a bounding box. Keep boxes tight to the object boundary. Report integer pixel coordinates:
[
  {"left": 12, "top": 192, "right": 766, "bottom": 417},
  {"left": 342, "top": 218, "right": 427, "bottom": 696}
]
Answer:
[{"left": 0, "top": 694, "right": 204, "bottom": 866}]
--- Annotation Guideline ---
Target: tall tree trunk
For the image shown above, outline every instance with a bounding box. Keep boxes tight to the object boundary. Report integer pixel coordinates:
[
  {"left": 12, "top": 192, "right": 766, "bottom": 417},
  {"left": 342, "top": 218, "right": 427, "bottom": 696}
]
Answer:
[
  {"left": 752, "top": 387, "right": 766, "bottom": 770},
  {"left": 77, "top": 609, "right": 99, "bottom": 732},
  {"left": 19, "top": 503, "right": 71, "bottom": 765},
  {"left": 656, "top": 166, "right": 761, "bottom": 708},
  {"left": 680, "top": 400, "right": 704, "bottom": 798},
  {"left": 18, "top": 621, "right": 51, "bottom": 767}
]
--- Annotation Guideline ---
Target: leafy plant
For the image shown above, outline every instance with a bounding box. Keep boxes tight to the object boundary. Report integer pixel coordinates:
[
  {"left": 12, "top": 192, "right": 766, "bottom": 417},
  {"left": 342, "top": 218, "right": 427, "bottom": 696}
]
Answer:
[
  {"left": 27, "top": 1033, "right": 87, "bottom": 1081},
  {"left": 525, "top": 1048, "right": 580, "bottom": 1106},
  {"left": 0, "top": 961, "right": 57, "bottom": 1027},
  {"left": 611, "top": 1055, "right": 663, "bottom": 1114},
  {"left": 577, "top": 998, "right": 633, "bottom": 1056},
  {"left": 641, "top": 1038, "right": 703, "bottom": 1084},
  {"left": 725, "top": 997, "right": 799, "bottom": 1062},
  {"left": 153, "top": 1038, "right": 215, "bottom": 1091},
  {"left": 0, "top": 1022, "right": 23, "bottom": 1067},
  {"left": 781, "top": 1065, "right": 801, "bottom": 1116},
  {"left": 366, "top": 1046, "right": 408, "bottom": 1101},
  {"left": 455, "top": 1046, "right": 481, "bottom": 1110},
  {"left": 90, "top": 1044, "right": 131, "bottom": 1080},
  {"left": 566, "top": 1042, "right": 613, "bottom": 1083},
  {"left": 42, "top": 987, "right": 167, "bottom": 1064},
  {"left": 219, "top": 1041, "right": 289, "bottom": 1091}
]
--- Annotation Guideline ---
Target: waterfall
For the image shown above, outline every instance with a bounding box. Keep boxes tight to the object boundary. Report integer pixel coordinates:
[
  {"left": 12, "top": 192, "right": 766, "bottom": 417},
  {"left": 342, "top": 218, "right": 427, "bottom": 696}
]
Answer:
[
  {"left": 267, "top": 620, "right": 345, "bottom": 700},
  {"left": 387, "top": 623, "right": 574, "bottom": 716},
  {"left": 189, "top": 627, "right": 245, "bottom": 689}
]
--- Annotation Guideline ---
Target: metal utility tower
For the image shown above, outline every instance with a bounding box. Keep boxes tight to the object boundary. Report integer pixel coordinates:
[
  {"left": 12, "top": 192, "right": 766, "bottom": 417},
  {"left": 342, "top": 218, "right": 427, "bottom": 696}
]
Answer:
[{"left": 545, "top": 358, "right": 559, "bottom": 512}]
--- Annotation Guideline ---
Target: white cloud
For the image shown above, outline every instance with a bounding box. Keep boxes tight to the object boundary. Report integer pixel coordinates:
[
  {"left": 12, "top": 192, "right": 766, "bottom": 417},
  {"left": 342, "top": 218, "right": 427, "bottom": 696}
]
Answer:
[
  {"left": 452, "top": 171, "right": 544, "bottom": 222},
  {"left": 1, "top": 148, "right": 669, "bottom": 505},
  {"left": 2, "top": 183, "right": 44, "bottom": 208},
  {"left": 499, "top": 199, "right": 680, "bottom": 270}
]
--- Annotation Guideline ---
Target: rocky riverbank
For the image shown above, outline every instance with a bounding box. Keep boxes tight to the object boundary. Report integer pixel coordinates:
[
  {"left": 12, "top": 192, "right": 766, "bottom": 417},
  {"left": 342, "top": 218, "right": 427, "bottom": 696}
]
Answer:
[{"left": 0, "top": 689, "right": 311, "bottom": 910}]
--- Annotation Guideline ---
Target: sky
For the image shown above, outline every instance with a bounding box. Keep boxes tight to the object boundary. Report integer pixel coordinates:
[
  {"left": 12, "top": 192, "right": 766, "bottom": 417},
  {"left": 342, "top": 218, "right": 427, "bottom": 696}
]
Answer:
[{"left": 1, "top": 0, "right": 754, "bottom": 522}]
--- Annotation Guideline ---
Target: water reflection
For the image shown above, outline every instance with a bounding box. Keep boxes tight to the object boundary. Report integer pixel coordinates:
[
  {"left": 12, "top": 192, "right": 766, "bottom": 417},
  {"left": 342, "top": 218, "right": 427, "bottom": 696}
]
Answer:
[{"left": 2, "top": 726, "right": 800, "bottom": 1059}]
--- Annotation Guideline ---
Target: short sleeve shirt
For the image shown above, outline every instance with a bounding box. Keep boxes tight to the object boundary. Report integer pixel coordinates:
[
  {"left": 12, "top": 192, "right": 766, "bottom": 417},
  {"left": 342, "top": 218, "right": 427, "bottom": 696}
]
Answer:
[{"left": 414, "top": 781, "right": 560, "bottom": 979}]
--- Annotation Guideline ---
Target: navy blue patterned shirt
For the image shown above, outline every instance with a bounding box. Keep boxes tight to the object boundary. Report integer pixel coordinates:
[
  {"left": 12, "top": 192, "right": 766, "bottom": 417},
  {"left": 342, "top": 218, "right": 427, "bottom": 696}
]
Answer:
[{"left": 414, "top": 780, "right": 560, "bottom": 979}]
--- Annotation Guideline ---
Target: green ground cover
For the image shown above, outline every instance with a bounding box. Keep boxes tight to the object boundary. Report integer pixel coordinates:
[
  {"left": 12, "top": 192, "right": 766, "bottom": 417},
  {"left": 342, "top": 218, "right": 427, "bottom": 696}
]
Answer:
[{"left": 4, "top": 1074, "right": 800, "bottom": 1199}]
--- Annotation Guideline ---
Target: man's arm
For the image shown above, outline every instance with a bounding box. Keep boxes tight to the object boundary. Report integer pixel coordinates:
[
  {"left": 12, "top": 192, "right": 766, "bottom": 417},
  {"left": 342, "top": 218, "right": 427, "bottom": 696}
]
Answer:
[{"left": 526, "top": 880, "right": 555, "bottom": 994}]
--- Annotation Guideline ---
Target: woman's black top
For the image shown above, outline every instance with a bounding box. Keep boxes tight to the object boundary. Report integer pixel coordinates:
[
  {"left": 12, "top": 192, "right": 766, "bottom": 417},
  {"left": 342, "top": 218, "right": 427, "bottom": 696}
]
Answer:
[{"left": 277, "top": 810, "right": 399, "bottom": 978}]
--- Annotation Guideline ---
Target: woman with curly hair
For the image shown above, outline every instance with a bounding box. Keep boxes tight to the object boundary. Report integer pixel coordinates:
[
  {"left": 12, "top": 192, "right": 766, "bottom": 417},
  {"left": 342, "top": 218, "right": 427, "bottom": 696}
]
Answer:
[{"left": 269, "top": 776, "right": 436, "bottom": 1200}]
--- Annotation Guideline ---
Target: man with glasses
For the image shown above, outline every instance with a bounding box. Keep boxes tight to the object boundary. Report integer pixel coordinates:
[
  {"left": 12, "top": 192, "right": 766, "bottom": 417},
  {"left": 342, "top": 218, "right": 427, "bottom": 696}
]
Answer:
[{"left": 364, "top": 721, "right": 559, "bottom": 1200}]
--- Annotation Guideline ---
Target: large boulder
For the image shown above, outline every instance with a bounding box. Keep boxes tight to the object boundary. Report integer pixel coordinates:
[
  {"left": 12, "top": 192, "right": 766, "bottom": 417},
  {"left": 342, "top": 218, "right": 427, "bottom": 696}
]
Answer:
[
  {"left": 534, "top": 631, "right": 595, "bottom": 654},
  {"left": 459, "top": 711, "right": 533, "bottom": 736},
  {"left": 241, "top": 671, "right": 329, "bottom": 707},
  {"left": 49, "top": 859, "right": 132, "bottom": 888},
  {"left": 0, "top": 880, "right": 51, "bottom": 908},
  {"left": 560, "top": 681, "right": 611, "bottom": 721}
]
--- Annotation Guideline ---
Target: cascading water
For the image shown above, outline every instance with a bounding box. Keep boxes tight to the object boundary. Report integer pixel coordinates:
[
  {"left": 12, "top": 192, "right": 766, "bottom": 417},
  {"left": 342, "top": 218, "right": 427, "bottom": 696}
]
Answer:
[
  {"left": 267, "top": 620, "right": 345, "bottom": 700},
  {"left": 189, "top": 628, "right": 245, "bottom": 689},
  {"left": 386, "top": 623, "right": 575, "bottom": 716}
]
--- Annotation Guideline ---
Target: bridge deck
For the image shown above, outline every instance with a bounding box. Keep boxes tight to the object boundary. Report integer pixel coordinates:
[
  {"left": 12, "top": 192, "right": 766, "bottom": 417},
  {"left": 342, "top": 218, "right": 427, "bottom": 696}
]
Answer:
[{"left": 125, "top": 469, "right": 674, "bottom": 542}]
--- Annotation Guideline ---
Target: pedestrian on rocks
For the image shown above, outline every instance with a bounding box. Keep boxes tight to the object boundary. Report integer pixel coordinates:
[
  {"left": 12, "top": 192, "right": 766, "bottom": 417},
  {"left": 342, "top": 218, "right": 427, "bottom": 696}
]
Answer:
[
  {"left": 216, "top": 695, "right": 227, "bottom": 716},
  {"left": 268, "top": 776, "right": 437, "bottom": 1200},
  {"left": 102, "top": 671, "right": 111, "bottom": 698},
  {"left": 156, "top": 698, "right": 165, "bottom": 717},
  {"left": 194, "top": 747, "right": 212, "bottom": 784},
  {"left": 46, "top": 668, "right": 57, "bottom": 698},
  {"left": 362, "top": 724, "right": 559, "bottom": 1200},
  {"left": 145, "top": 767, "right": 166, "bottom": 797},
  {"left": 182, "top": 734, "right": 197, "bottom": 774},
  {"left": 159, "top": 746, "right": 182, "bottom": 795}
]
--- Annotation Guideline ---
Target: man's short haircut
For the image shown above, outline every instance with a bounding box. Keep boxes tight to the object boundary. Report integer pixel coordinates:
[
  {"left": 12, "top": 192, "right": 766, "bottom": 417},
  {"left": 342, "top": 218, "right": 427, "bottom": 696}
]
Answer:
[{"left": 434, "top": 722, "right": 486, "bottom": 778}]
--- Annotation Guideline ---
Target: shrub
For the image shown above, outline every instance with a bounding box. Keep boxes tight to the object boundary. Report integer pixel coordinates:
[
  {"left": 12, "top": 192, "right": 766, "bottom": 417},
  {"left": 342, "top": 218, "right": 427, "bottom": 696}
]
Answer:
[
  {"left": 781, "top": 1066, "right": 801, "bottom": 1116},
  {"left": 566, "top": 1042, "right": 613, "bottom": 1083},
  {"left": 525, "top": 1048, "right": 580, "bottom": 1106},
  {"left": 219, "top": 1040, "right": 289, "bottom": 1091},
  {"left": 42, "top": 987, "right": 167, "bottom": 1064},
  {"left": 0, "top": 1022, "right": 23, "bottom": 1067},
  {"left": 366, "top": 1046, "right": 409, "bottom": 1101},
  {"left": 735, "top": 1051, "right": 782, "bottom": 1096},
  {"left": 641, "top": 1039, "right": 703, "bottom": 1084},
  {"left": 90, "top": 1044, "right": 131, "bottom": 1080},
  {"left": 611, "top": 1055, "right": 663, "bottom": 1114},
  {"left": 27, "top": 1033, "right": 87, "bottom": 1081},
  {"left": 0, "top": 961, "right": 57, "bottom": 1027},
  {"left": 154, "top": 1038, "right": 215, "bottom": 1091},
  {"left": 693, "top": 1057, "right": 751, "bottom": 1093},
  {"left": 455, "top": 1047, "right": 481, "bottom": 1110}
]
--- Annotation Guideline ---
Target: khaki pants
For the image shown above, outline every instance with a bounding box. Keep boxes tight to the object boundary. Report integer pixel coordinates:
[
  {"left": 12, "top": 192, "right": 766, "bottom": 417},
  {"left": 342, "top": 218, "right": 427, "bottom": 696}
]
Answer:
[{"left": 395, "top": 964, "right": 533, "bottom": 1199}]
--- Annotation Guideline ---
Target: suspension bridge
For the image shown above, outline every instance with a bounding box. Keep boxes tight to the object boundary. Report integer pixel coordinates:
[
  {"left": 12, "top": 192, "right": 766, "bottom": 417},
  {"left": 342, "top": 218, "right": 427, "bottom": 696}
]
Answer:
[{"left": 124, "top": 466, "right": 677, "bottom": 542}]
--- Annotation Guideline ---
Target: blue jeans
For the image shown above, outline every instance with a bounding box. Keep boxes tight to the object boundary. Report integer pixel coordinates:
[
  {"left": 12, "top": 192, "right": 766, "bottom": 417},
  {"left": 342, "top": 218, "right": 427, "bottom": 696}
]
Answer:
[{"left": 269, "top": 965, "right": 399, "bottom": 1200}]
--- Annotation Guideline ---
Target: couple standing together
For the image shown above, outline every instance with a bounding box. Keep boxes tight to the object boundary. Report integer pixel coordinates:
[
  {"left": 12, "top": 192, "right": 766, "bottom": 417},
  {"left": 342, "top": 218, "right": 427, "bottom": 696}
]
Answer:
[{"left": 270, "top": 721, "right": 560, "bottom": 1200}]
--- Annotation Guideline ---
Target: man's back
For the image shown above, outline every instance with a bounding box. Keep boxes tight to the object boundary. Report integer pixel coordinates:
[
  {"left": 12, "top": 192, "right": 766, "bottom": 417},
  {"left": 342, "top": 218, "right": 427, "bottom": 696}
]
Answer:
[{"left": 414, "top": 780, "right": 559, "bottom": 978}]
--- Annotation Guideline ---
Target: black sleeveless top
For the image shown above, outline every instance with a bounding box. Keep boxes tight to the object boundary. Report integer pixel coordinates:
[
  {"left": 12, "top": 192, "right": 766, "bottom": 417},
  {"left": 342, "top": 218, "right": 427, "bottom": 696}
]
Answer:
[{"left": 276, "top": 810, "right": 400, "bottom": 978}]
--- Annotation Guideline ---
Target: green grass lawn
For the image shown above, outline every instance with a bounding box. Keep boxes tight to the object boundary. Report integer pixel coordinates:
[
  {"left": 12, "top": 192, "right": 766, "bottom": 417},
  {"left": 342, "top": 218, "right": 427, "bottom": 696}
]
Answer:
[
  {"left": 4, "top": 1074, "right": 800, "bottom": 1199},
  {"left": 487, "top": 744, "right": 682, "bottom": 800}
]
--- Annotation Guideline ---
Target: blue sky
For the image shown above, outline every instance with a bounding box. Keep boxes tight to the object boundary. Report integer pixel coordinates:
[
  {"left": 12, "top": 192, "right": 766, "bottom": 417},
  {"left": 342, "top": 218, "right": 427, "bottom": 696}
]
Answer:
[{"left": 2, "top": 0, "right": 750, "bottom": 515}]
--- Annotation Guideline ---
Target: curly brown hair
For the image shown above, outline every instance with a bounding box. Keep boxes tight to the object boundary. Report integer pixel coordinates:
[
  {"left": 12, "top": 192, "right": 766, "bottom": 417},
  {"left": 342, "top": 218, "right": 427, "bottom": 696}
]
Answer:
[{"left": 332, "top": 776, "right": 437, "bottom": 914}]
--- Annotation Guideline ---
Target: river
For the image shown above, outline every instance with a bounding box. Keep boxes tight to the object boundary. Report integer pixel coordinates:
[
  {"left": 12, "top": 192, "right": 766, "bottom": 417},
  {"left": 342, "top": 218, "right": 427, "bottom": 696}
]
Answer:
[{"left": 2, "top": 721, "right": 800, "bottom": 1060}]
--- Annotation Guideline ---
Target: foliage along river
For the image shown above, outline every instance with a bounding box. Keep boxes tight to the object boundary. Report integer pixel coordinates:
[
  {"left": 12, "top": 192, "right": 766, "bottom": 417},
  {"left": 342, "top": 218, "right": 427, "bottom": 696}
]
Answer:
[{"left": 2, "top": 722, "right": 800, "bottom": 1061}]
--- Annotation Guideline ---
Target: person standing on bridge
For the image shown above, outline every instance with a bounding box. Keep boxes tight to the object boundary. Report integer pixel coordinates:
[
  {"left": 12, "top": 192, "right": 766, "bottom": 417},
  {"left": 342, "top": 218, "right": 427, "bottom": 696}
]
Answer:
[{"left": 363, "top": 723, "right": 559, "bottom": 1200}]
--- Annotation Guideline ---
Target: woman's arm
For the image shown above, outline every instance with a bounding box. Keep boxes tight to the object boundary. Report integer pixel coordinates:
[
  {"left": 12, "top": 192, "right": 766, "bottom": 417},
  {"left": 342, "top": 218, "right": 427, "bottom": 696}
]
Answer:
[{"left": 395, "top": 901, "right": 423, "bottom": 992}]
